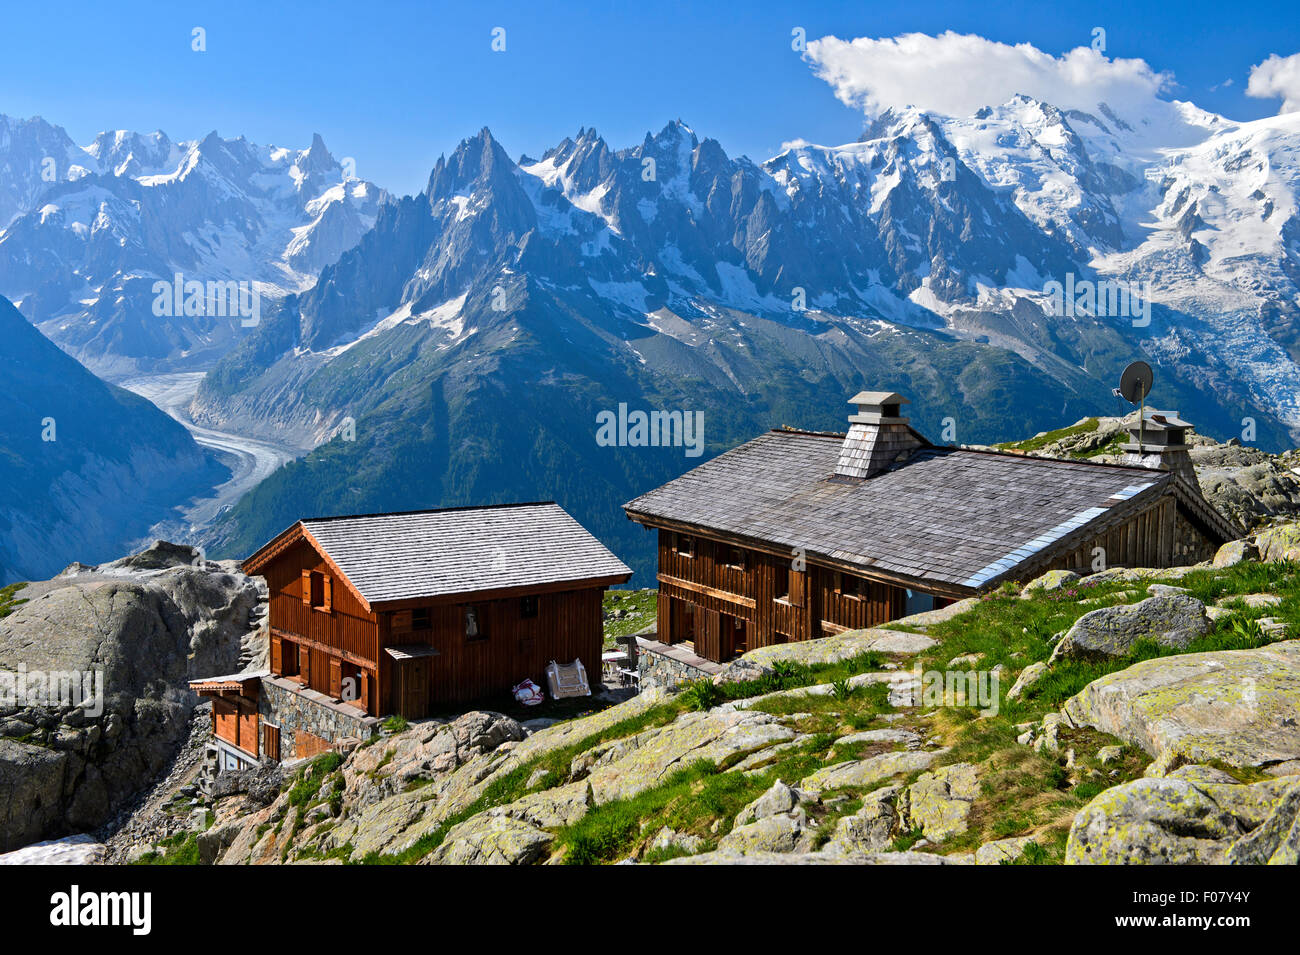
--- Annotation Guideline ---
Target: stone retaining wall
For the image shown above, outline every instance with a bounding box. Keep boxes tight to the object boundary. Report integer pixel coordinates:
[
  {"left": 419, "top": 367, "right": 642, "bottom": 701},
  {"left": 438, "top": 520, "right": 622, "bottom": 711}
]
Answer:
[{"left": 260, "top": 677, "right": 379, "bottom": 760}]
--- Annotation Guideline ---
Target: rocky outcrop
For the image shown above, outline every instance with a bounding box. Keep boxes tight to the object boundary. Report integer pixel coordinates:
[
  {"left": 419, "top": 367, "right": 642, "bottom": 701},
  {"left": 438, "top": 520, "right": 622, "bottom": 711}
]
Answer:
[
  {"left": 0, "top": 542, "right": 262, "bottom": 851},
  {"left": 902, "top": 763, "right": 979, "bottom": 841},
  {"left": 1059, "top": 640, "right": 1300, "bottom": 772},
  {"left": 1256, "top": 521, "right": 1300, "bottom": 563},
  {"left": 1049, "top": 594, "right": 1211, "bottom": 661},
  {"left": 1067, "top": 773, "right": 1300, "bottom": 864},
  {"left": 801, "top": 749, "right": 943, "bottom": 792},
  {"left": 714, "top": 627, "right": 937, "bottom": 683}
]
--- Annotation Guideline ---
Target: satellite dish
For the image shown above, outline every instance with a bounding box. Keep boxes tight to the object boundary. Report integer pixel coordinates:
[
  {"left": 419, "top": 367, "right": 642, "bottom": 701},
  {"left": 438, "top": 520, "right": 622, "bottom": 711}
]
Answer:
[
  {"left": 1116, "top": 361, "right": 1154, "bottom": 404},
  {"left": 1114, "top": 360, "right": 1155, "bottom": 447}
]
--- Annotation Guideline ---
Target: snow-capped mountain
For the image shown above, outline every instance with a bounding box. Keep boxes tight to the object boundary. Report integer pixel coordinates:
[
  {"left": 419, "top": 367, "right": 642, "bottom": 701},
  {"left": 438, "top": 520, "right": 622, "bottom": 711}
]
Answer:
[
  {"left": 193, "top": 108, "right": 1300, "bottom": 580},
  {"left": 0, "top": 116, "right": 388, "bottom": 376}
]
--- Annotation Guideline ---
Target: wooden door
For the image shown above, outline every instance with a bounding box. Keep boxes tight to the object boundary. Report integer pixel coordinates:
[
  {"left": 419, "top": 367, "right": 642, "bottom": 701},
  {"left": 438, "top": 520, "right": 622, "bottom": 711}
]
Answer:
[{"left": 394, "top": 658, "right": 429, "bottom": 719}]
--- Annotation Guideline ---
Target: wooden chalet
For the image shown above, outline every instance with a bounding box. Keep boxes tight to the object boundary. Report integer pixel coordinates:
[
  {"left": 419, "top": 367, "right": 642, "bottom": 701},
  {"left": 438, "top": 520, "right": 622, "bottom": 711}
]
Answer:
[
  {"left": 193, "top": 502, "right": 630, "bottom": 763},
  {"left": 623, "top": 391, "right": 1241, "bottom": 664}
]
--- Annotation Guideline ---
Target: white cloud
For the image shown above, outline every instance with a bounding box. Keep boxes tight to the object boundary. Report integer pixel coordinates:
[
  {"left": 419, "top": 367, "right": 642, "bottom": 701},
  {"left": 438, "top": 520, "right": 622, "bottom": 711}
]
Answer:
[
  {"left": 1247, "top": 52, "right": 1300, "bottom": 113},
  {"left": 804, "top": 31, "right": 1172, "bottom": 122}
]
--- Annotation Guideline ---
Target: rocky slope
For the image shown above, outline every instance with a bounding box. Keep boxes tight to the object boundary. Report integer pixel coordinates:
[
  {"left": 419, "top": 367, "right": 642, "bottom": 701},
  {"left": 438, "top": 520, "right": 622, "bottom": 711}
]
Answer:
[
  {"left": 0, "top": 541, "right": 264, "bottom": 851},
  {"left": 130, "top": 526, "right": 1299, "bottom": 865},
  {"left": 0, "top": 296, "right": 228, "bottom": 583}
]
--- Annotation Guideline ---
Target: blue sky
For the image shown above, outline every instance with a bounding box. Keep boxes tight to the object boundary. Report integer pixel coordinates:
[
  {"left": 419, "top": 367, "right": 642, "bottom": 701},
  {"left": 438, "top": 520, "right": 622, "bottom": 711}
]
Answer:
[{"left": 3, "top": 0, "right": 1299, "bottom": 194}]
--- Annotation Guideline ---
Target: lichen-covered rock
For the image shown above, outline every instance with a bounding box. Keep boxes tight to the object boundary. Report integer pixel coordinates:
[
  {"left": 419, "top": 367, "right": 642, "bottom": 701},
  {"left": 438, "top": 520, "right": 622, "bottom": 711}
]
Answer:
[
  {"left": 975, "top": 835, "right": 1036, "bottom": 865},
  {"left": 716, "top": 810, "right": 812, "bottom": 855},
  {"left": 1007, "top": 662, "right": 1049, "bottom": 701},
  {"left": 1256, "top": 521, "right": 1300, "bottom": 563},
  {"left": 1212, "top": 539, "right": 1259, "bottom": 568},
  {"left": 800, "top": 749, "right": 943, "bottom": 792},
  {"left": 577, "top": 711, "right": 796, "bottom": 805},
  {"left": 648, "top": 826, "right": 704, "bottom": 855},
  {"left": 1050, "top": 594, "right": 1211, "bottom": 661},
  {"left": 1066, "top": 775, "right": 1300, "bottom": 865},
  {"left": 733, "top": 779, "right": 805, "bottom": 827},
  {"left": 904, "top": 763, "right": 979, "bottom": 841},
  {"left": 822, "top": 786, "right": 901, "bottom": 854},
  {"left": 1022, "top": 570, "right": 1080, "bottom": 594},
  {"left": 1060, "top": 640, "right": 1300, "bottom": 770},
  {"left": 726, "top": 628, "right": 935, "bottom": 675},
  {"left": 424, "top": 813, "right": 554, "bottom": 865}
]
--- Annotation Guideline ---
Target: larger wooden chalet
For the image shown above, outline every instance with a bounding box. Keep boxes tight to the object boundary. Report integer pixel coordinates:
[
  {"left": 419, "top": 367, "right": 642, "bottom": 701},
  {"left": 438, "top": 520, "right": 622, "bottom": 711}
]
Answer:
[
  {"left": 623, "top": 391, "right": 1241, "bottom": 665},
  {"left": 191, "top": 502, "right": 630, "bottom": 767}
]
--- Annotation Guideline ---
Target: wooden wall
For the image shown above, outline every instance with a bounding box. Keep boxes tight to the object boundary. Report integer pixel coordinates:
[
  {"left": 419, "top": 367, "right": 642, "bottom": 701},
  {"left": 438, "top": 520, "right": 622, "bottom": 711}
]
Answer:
[
  {"left": 1037, "top": 497, "right": 1219, "bottom": 576},
  {"left": 264, "top": 539, "right": 380, "bottom": 664},
  {"left": 263, "top": 539, "right": 381, "bottom": 714},
  {"left": 654, "top": 529, "right": 910, "bottom": 662},
  {"left": 211, "top": 696, "right": 258, "bottom": 757},
  {"left": 377, "top": 587, "right": 606, "bottom": 713}
]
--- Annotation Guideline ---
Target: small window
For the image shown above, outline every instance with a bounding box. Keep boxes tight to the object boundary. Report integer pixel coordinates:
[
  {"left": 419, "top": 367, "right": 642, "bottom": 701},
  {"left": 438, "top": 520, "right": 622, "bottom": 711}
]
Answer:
[
  {"left": 411, "top": 608, "right": 431, "bottom": 631},
  {"left": 520, "top": 595, "right": 538, "bottom": 619},
  {"left": 302, "top": 570, "right": 332, "bottom": 612},
  {"left": 724, "top": 546, "right": 746, "bottom": 571},
  {"left": 464, "top": 606, "right": 485, "bottom": 642},
  {"left": 675, "top": 534, "right": 695, "bottom": 558},
  {"left": 781, "top": 569, "right": 806, "bottom": 608},
  {"left": 837, "top": 573, "right": 866, "bottom": 600}
]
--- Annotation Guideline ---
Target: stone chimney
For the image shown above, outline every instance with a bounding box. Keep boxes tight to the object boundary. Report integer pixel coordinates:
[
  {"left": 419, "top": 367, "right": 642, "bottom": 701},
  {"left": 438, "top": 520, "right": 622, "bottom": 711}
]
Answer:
[
  {"left": 1117, "top": 409, "right": 1200, "bottom": 492},
  {"left": 833, "top": 391, "right": 925, "bottom": 479}
]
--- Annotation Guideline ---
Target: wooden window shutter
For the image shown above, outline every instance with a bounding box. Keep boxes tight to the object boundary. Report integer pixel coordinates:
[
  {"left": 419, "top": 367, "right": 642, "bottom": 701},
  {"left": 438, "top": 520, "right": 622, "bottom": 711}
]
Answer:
[
  {"left": 791, "top": 570, "right": 806, "bottom": 608},
  {"left": 323, "top": 575, "right": 333, "bottom": 612},
  {"left": 262, "top": 724, "right": 280, "bottom": 762},
  {"left": 270, "top": 634, "right": 282, "bottom": 673},
  {"left": 329, "top": 657, "right": 342, "bottom": 699},
  {"left": 301, "top": 570, "right": 312, "bottom": 605}
]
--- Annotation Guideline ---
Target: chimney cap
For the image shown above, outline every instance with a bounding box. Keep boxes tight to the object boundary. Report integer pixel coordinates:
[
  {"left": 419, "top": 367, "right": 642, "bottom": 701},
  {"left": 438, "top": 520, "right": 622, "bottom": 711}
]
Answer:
[
  {"left": 848, "top": 391, "right": 909, "bottom": 407},
  {"left": 1127, "top": 409, "right": 1191, "bottom": 431}
]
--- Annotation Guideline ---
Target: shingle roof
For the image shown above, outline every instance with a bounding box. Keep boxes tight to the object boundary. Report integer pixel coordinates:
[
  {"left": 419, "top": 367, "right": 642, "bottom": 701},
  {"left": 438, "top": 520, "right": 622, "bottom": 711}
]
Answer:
[
  {"left": 297, "top": 502, "right": 630, "bottom": 606},
  {"left": 624, "top": 430, "right": 1193, "bottom": 591}
]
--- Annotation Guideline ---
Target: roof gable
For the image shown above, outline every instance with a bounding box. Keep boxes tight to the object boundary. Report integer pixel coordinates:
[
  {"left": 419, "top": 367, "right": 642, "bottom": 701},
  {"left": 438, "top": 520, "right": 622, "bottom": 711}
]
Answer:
[{"left": 246, "top": 502, "right": 631, "bottom": 607}]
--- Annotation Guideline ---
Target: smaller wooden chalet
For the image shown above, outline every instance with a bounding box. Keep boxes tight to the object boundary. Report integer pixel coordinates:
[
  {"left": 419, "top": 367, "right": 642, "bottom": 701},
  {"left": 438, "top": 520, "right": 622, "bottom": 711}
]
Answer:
[
  {"left": 623, "top": 391, "right": 1241, "bottom": 664},
  {"left": 192, "top": 502, "right": 630, "bottom": 763}
]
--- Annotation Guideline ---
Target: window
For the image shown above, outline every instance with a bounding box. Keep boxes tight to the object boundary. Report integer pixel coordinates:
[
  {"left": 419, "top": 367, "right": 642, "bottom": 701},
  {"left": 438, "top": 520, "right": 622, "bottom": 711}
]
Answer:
[
  {"left": 520, "top": 595, "right": 538, "bottom": 619},
  {"left": 674, "top": 534, "right": 695, "bottom": 558},
  {"left": 837, "top": 572, "right": 866, "bottom": 601},
  {"left": 411, "top": 607, "right": 431, "bottom": 631},
  {"left": 464, "top": 606, "right": 485, "bottom": 642},
  {"left": 302, "top": 570, "right": 332, "bottom": 613},
  {"left": 724, "top": 546, "right": 746, "bottom": 571},
  {"left": 779, "top": 569, "right": 806, "bottom": 608}
]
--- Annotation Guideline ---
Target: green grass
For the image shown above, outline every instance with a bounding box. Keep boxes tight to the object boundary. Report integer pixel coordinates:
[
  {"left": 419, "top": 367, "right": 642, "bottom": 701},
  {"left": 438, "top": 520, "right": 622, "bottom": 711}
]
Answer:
[
  {"left": 133, "top": 831, "right": 201, "bottom": 865},
  {"left": 602, "top": 588, "right": 658, "bottom": 647},
  {"left": 286, "top": 752, "right": 344, "bottom": 809},
  {"left": 0, "top": 582, "right": 28, "bottom": 620},
  {"left": 996, "top": 418, "right": 1099, "bottom": 453},
  {"left": 898, "top": 557, "right": 1300, "bottom": 856}
]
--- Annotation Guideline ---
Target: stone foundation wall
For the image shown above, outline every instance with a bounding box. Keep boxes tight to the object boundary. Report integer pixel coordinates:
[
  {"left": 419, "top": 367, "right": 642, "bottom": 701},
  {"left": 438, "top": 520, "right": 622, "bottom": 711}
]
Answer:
[
  {"left": 638, "top": 647, "right": 713, "bottom": 691},
  {"left": 259, "top": 677, "right": 379, "bottom": 760}
]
